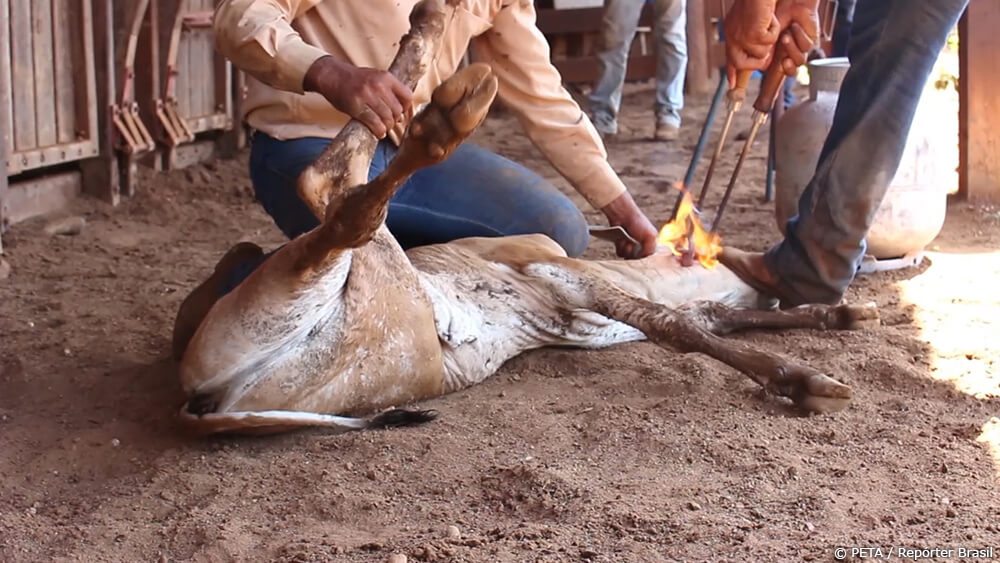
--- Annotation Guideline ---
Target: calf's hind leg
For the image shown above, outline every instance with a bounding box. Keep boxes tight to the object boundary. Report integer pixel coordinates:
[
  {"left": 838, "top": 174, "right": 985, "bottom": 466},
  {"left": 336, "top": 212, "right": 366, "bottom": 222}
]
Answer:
[
  {"left": 295, "top": 0, "right": 459, "bottom": 219},
  {"left": 526, "top": 262, "right": 879, "bottom": 414},
  {"left": 292, "top": 63, "right": 499, "bottom": 271}
]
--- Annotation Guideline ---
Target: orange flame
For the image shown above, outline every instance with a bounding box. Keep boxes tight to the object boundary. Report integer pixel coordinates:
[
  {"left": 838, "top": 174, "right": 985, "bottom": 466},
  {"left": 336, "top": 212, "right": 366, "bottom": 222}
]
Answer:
[{"left": 656, "top": 183, "right": 722, "bottom": 269}]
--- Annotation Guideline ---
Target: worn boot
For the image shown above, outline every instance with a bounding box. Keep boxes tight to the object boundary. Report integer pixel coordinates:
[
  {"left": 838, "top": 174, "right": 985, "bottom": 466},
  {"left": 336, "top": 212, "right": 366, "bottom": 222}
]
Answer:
[
  {"left": 719, "top": 247, "right": 803, "bottom": 309},
  {"left": 654, "top": 112, "right": 680, "bottom": 141}
]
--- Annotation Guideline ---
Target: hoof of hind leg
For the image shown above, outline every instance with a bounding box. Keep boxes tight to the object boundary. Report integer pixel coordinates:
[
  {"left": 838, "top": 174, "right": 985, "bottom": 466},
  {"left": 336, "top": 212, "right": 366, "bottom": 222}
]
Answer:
[
  {"left": 433, "top": 63, "right": 497, "bottom": 134},
  {"left": 829, "top": 302, "right": 880, "bottom": 330},
  {"left": 791, "top": 372, "right": 853, "bottom": 414},
  {"left": 406, "top": 64, "right": 497, "bottom": 159}
]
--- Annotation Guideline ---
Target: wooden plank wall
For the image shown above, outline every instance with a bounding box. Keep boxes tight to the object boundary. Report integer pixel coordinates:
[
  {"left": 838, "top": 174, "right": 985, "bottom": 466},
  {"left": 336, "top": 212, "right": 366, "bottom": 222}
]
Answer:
[
  {"left": 0, "top": 0, "right": 11, "bottom": 170},
  {"left": 80, "top": 0, "right": 120, "bottom": 204},
  {"left": 169, "top": 0, "right": 229, "bottom": 132},
  {"left": 32, "top": 0, "right": 57, "bottom": 149},
  {"left": 0, "top": 0, "right": 10, "bottom": 252},
  {"left": 12, "top": 0, "right": 78, "bottom": 153},
  {"left": 10, "top": 1, "right": 36, "bottom": 153},
  {"left": 3, "top": 0, "right": 99, "bottom": 176},
  {"left": 0, "top": 0, "right": 247, "bottom": 232},
  {"left": 958, "top": 1, "right": 1000, "bottom": 203},
  {"left": 52, "top": 0, "right": 78, "bottom": 145},
  {"left": 0, "top": 0, "right": 7, "bottom": 252},
  {"left": 684, "top": 0, "right": 711, "bottom": 95},
  {"left": 536, "top": 6, "right": 658, "bottom": 85}
]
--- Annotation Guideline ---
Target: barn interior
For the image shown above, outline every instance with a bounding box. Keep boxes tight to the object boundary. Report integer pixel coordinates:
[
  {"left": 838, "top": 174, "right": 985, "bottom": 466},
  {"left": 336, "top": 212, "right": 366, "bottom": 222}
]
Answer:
[{"left": 1, "top": 1, "right": 998, "bottom": 561}]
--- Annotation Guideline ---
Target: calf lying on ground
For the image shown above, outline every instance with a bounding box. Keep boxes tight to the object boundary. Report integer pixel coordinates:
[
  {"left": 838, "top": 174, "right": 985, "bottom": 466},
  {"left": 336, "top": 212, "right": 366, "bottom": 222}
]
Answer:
[{"left": 172, "top": 0, "right": 878, "bottom": 436}]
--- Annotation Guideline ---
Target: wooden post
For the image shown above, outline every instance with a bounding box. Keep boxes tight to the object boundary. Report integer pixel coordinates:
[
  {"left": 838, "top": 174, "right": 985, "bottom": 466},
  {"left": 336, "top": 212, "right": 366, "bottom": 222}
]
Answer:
[
  {"left": 79, "top": 0, "right": 121, "bottom": 204},
  {"left": 0, "top": 110, "right": 7, "bottom": 257},
  {"left": 136, "top": 0, "right": 164, "bottom": 171},
  {"left": 958, "top": 1, "right": 1000, "bottom": 203},
  {"left": 685, "top": 0, "right": 711, "bottom": 95},
  {"left": 0, "top": 0, "right": 9, "bottom": 253}
]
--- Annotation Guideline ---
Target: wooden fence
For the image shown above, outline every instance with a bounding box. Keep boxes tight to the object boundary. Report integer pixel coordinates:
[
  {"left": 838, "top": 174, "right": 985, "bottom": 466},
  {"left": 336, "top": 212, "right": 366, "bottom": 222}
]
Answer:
[
  {"left": 0, "top": 0, "right": 244, "bottom": 252},
  {"left": 0, "top": 0, "right": 100, "bottom": 239}
]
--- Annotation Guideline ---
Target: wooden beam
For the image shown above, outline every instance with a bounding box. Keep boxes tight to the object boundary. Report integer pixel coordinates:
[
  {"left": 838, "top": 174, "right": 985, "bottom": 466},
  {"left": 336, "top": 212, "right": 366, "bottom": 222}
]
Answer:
[
  {"left": 536, "top": 5, "right": 658, "bottom": 85},
  {"left": 32, "top": 0, "right": 57, "bottom": 149},
  {"left": 79, "top": 0, "right": 121, "bottom": 204},
  {"left": 685, "top": 0, "right": 712, "bottom": 95},
  {"left": 552, "top": 55, "right": 657, "bottom": 85},
  {"left": 0, "top": 0, "right": 10, "bottom": 252},
  {"left": 136, "top": 0, "right": 164, "bottom": 171},
  {"left": 958, "top": 1, "right": 1000, "bottom": 203},
  {"left": 535, "top": 7, "right": 604, "bottom": 35},
  {"left": 10, "top": 1, "right": 37, "bottom": 152},
  {"left": 0, "top": 110, "right": 7, "bottom": 256}
]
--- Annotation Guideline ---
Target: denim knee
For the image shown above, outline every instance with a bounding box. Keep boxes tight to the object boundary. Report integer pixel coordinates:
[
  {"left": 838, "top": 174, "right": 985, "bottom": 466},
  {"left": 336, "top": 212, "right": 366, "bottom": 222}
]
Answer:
[
  {"left": 543, "top": 201, "right": 590, "bottom": 257},
  {"left": 248, "top": 133, "right": 330, "bottom": 240}
]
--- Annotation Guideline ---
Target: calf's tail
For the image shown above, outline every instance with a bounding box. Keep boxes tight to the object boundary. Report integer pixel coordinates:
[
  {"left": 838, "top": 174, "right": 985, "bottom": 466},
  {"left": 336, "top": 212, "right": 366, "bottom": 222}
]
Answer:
[{"left": 177, "top": 402, "right": 439, "bottom": 436}]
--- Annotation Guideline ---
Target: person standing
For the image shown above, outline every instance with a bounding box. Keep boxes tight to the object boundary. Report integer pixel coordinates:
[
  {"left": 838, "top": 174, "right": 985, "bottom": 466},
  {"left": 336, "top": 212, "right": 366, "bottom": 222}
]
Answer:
[
  {"left": 721, "top": 0, "right": 968, "bottom": 306},
  {"left": 589, "top": 0, "right": 688, "bottom": 141}
]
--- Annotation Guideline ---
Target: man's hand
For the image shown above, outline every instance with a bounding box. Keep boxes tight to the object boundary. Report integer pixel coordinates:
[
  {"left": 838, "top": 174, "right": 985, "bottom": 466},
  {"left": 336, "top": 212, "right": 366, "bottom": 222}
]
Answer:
[
  {"left": 723, "top": 0, "right": 820, "bottom": 84},
  {"left": 723, "top": 0, "right": 780, "bottom": 85},
  {"left": 304, "top": 55, "right": 414, "bottom": 139},
  {"left": 773, "top": 0, "right": 821, "bottom": 77},
  {"left": 601, "top": 192, "right": 658, "bottom": 259}
]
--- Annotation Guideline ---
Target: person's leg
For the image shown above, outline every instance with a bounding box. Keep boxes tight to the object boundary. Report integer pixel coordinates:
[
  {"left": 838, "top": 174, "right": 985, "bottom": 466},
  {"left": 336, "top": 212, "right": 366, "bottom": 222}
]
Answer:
[
  {"left": 589, "top": 0, "right": 646, "bottom": 136},
  {"left": 761, "top": 0, "right": 968, "bottom": 305},
  {"left": 831, "top": 0, "right": 857, "bottom": 58},
  {"left": 385, "top": 143, "right": 591, "bottom": 257},
  {"left": 651, "top": 0, "right": 687, "bottom": 140},
  {"left": 248, "top": 132, "right": 331, "bottom": 240},
  {"left": 245, "top": 133, "right": 590, "bottom": 274}
]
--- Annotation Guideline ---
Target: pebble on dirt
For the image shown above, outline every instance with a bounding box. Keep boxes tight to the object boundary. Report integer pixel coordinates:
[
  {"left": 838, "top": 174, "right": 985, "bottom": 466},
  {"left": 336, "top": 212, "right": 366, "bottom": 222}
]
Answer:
[
  {"left": 387, "top": 554, "right": 408, "bottom": 563},
  {"left": 43, "top": 216, "right": 86, "bottom": 237},
  {"left": 445, "top": 524, "right": 461, "bottom": 540}
]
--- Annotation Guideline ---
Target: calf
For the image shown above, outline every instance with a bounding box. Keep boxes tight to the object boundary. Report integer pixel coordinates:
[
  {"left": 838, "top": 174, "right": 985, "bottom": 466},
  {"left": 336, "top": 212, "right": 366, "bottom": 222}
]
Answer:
[{"left": 174, "top": 0, "right": 878, "bottom": 435}]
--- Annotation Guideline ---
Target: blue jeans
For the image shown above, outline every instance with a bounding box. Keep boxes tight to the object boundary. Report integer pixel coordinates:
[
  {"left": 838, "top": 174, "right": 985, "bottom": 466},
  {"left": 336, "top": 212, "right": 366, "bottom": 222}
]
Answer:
[
  {"left": 767, "top": 0, "right": 968, "bottom": 304},
  {"left": 221, "top": 132, "right": 591, "bottom": 293},
  {"left": 589, "top": 0, "right": 687, "bottom": 132},
  {"left": 831, "top": 0, "right": 858, "bottom": 58}
]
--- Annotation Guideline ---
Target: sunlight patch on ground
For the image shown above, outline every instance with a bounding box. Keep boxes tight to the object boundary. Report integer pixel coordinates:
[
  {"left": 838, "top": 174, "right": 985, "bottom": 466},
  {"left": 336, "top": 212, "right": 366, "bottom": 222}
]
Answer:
[
  {"left": 894, "top": 251, "right": 1000, "bottom": 399},
  {"left": 978, "top": 417, "right": 1000, "bottom": 473}
]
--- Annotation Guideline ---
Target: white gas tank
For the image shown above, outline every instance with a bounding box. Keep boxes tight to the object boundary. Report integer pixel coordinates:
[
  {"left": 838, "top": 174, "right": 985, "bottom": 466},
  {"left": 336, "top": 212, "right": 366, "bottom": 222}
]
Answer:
[{"left": 773, "top": 56, "right": 958, "bottom": 259}]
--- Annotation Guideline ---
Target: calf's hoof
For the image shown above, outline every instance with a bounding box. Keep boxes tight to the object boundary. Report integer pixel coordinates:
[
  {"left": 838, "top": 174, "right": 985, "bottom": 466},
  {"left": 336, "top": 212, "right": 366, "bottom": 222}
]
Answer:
[
  {"left": 827, "top": 302, "right": 880, "bottom": 330},
  {"left": 399, "top": 63, "right": 498, "bottom": 166},
  {"left": 776, "top": 368, "right": 853, "bottom": 414},
  {"left": 793, "top": 372, "right": 853, "bottom": 414}
]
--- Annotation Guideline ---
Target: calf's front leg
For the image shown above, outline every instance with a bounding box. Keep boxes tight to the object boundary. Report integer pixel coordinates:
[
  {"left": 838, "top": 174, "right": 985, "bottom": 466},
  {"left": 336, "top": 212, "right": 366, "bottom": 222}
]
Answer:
[{"left": 525, "top": 261, "right": 879, "bottom": 414}]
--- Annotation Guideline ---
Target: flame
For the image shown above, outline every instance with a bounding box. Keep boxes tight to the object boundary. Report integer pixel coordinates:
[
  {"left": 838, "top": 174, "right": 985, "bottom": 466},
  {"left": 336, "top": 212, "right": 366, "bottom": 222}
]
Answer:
[{"left": 656, "top": 183, "right": 722, "bottom": 269}]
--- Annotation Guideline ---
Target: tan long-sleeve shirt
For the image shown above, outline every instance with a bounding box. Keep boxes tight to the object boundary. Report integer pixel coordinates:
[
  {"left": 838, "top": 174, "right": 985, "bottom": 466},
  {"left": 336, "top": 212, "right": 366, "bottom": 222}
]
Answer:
[{"left": 212, "top": 0, "right": 627, "bottom": 210}]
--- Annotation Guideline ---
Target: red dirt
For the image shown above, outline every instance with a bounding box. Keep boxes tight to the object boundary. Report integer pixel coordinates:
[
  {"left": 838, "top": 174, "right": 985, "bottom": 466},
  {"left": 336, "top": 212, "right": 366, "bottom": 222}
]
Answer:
[{"left": 1, "top": 83, "right": 998, "bottom": 562}]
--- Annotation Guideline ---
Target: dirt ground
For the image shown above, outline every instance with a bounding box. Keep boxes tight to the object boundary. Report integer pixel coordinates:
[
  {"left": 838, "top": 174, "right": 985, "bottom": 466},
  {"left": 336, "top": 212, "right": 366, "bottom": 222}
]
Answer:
[{"left": 1, "top": 81, "right": 999, "bottom": 563}]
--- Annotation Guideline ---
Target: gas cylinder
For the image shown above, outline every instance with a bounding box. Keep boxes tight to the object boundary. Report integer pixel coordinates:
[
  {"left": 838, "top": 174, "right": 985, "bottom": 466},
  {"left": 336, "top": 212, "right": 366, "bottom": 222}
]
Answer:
[{"left": 772, "top": 57, "right": 958, "bottom": 260}]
